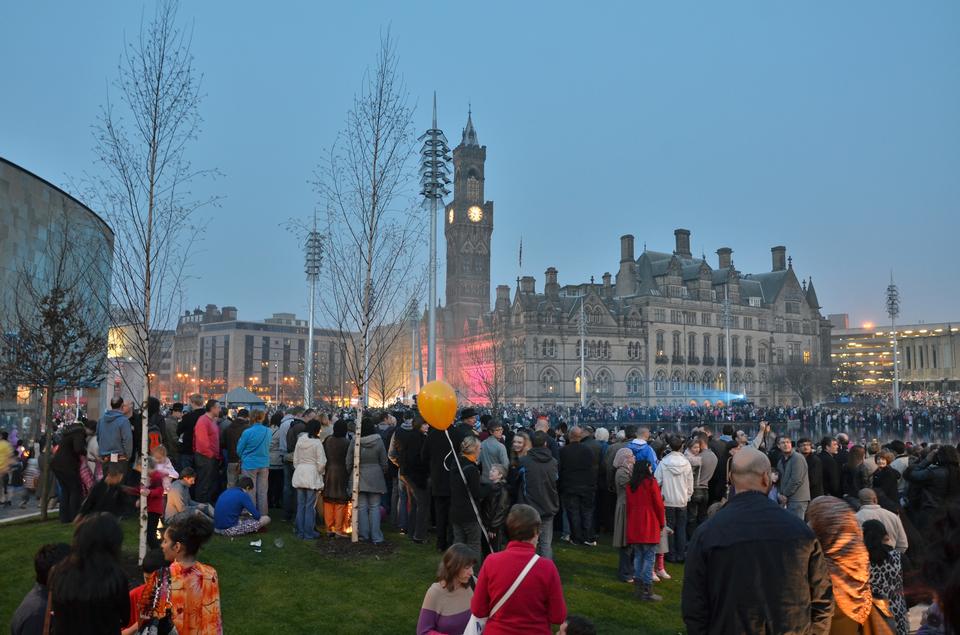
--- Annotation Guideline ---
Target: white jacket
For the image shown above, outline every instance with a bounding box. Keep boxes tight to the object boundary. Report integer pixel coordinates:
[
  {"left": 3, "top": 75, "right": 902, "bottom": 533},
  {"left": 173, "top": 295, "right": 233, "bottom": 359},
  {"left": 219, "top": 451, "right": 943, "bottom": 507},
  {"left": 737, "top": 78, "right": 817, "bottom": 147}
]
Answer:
[
  {"left": 655, "top": 451, "right": 694, "bottom": 508},
  {"left": 292, "top": 435, "right": 327, "bottom": 491}
]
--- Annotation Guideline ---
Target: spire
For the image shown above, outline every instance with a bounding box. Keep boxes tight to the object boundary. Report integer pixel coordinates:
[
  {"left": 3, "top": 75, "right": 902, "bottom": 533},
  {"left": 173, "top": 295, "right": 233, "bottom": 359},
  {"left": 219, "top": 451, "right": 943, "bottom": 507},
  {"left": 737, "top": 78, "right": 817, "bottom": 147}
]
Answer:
[
  {"left": 461, "top": 105, "right": 478, "bottom": 146},
  {"left": 805, "top": 276, "right": 821, "bottom": 309}
]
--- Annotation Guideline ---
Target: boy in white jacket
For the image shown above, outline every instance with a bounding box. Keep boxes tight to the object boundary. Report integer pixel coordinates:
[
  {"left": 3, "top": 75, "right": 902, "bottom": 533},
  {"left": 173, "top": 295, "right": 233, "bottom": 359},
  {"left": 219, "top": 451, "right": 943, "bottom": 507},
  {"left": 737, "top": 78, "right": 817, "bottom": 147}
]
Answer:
[{"left": 655, "top": 435, "right": 694, "bottom": 565}]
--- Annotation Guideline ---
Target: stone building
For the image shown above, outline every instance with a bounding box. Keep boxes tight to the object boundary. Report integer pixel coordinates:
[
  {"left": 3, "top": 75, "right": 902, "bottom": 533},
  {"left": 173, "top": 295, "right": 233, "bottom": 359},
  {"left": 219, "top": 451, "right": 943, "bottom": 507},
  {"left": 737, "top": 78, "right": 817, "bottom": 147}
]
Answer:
[{"left": 426, "top": 114, "right": 832, "bottom": 407}]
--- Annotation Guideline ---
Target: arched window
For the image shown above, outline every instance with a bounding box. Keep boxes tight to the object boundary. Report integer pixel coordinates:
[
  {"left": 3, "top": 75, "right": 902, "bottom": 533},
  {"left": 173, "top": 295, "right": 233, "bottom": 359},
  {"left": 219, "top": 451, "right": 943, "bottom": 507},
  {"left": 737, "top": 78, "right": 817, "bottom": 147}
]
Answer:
[
  {"left": 467, "top": 175, "right": 480, "bottom": 201},
  {"left": 655, "top": 331, "right": 665, "bottom": 355},
  {"left": 603, "top": 341, "right": 610, "bottom": 359},
  {"left": 732, "top": 336, "right": 739, "bottom": 360},
  {"left": 744, "top": 372, "right": 755, "bottom": 395},
  {"left": 758, "top": 344, "right": 767, "bottom": 364},
  {"left": 574, "top": 368, "right": 591, "bottom": 395},
  {"left": 540, "top": 368, "right": 558, "bottom": 395},
  {"left": 703, "top": 333, "right": 711, "bottom": 358},
  {"left": 759, "top": 371, "right": 768, "bottom": 394},
  {"left": 688, "top": 332, "right": 696, "bottom": 358},
  {"left": 626, "top": 370, "right": 643, "bottom": 395},
  {"left": 595, "top": 369, "right": 612, "bottom": 395},
  {"left": 701, "top": 371, "right": 713, "bottom": 393},
  {"left": 654, "top": 370, "right": 667, "bottom": 394},
  {"left": 671, "top": 370, "right": 682, "bottom": 393},
  {"left": 745, "top": 337, "right": 753, "bottom": 362},
  {"left": 672, "top": 332, "right": 682, "bottom": 357},
  {"left": 732, "top": 372, "right": 742, "bottom": 394},
  {"left": 716, "top": 371, "right": 726, "bottom": 392},
  {"left": 627, "top": 342, "right": 635, "bottom": 359},
  {"left": 687, "top": 371, "right": 699, "bottom": 394}
]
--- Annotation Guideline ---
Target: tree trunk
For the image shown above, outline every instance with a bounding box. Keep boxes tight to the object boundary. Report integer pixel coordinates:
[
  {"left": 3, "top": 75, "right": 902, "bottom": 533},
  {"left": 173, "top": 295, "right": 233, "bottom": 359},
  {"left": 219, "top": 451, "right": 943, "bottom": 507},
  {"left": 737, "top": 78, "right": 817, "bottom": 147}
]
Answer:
[{"left": 39, "top": 381, "right": 56, "bottom": 521}]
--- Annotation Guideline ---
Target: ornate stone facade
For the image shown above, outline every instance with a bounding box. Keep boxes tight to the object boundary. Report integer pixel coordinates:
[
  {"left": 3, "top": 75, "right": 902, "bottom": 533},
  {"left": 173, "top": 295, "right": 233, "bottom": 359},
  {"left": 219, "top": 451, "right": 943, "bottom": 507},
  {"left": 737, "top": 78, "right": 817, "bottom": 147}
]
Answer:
[{"left": 429, "top": 115, "right": 832, "bottom": 407}]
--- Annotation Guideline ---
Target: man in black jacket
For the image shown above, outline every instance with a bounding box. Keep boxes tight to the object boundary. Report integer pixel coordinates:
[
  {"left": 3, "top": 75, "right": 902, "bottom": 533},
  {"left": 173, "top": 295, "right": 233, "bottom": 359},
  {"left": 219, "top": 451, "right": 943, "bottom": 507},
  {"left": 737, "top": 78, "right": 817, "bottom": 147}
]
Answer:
[
  {"left": 518, "top": 431, "right": 560, "bottom": 559},
  {"left": 819, "top": 436, "right": 842, "bottom": 498},
  {"left": 177, "top": 394, "right": 206, "bottom": 471},
  {"left": 682, "top": 447, "right": 833, "bottom": 635},
  {"left": 397, "top": 415, "right": 431, "bottom": 543},
  {"left": 559, "top": 426, "right": 598, "bottom": 546},
  {"left": 423, "top": 424, "right": 454, "bottom": 551},
  {"left": 798, "top": 437, "right": 824, "bottom": 499}
]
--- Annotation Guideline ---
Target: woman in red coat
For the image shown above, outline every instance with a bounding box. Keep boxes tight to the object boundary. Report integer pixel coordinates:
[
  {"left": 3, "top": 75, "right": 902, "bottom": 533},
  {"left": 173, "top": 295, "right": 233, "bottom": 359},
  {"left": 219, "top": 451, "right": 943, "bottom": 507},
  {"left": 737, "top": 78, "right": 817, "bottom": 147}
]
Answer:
[{"left": 625, "top": 459, "right": 665, "bottom": 602}]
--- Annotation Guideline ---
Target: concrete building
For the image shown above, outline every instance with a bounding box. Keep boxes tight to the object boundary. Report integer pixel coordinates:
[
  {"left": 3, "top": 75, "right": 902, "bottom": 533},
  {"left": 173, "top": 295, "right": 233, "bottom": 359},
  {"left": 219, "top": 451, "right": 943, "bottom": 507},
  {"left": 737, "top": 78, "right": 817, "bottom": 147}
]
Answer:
[
  {"left": 0, "top": 157, "right": 114, "bottom": 425},
  {"left": 420, "top": 113, "right": 832, "bottom": 408},
  {"left": 831, "top": 317, "right": 960, "bottom": 393},
  {"left": 172, "top": 307, "right": 350, "bottom": 406}
]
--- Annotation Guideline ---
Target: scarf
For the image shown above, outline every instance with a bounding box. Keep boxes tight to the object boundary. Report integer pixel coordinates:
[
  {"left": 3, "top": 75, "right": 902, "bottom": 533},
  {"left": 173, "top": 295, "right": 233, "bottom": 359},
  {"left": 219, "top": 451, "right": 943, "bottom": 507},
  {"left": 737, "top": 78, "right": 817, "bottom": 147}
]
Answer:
[
  {"left": 612, "top": 447, "right": 634, "bottom": 469},
  {"left": 807, "top": 496, "right": 873, "bottom": 624}
]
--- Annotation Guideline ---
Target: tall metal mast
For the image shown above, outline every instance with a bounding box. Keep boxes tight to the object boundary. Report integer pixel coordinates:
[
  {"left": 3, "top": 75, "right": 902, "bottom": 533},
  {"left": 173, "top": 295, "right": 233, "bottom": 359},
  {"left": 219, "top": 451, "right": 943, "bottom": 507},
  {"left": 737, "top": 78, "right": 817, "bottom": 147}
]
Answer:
[
  {"left": 304, "top": 214, "right": 323, "bottom": 407},
  {"left": 580, "top": 291, "right": 587, "bottom": 407},
  {"left": 418, "top": 93, "right": 451, "bottom": 382},
  {"left": 886, "top": 272, "right": 901, "bottom": 409}
]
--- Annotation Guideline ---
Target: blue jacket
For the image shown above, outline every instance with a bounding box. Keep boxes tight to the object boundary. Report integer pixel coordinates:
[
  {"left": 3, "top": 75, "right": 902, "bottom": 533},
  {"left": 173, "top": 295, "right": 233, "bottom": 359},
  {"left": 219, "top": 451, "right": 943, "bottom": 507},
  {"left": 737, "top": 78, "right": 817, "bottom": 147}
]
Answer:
[
  {"left": 236, "top": 424, "right": 271, "bottom": 470},
  {"left": 214, "top": 487, "right": 260, "bottom": 530},
  {"left": 628, "top": 439, "right": 659, "bottom": 472},
  {"left": 96, "top": 409, "right": 132, "bottom": 457}
]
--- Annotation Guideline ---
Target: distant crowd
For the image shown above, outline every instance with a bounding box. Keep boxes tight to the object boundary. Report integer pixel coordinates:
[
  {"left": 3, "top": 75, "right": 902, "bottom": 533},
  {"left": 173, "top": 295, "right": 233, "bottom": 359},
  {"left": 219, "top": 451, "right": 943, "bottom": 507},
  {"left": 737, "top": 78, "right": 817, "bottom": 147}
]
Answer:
[{"left": 2, "top": 389, "right": 959, "bottom": 634}]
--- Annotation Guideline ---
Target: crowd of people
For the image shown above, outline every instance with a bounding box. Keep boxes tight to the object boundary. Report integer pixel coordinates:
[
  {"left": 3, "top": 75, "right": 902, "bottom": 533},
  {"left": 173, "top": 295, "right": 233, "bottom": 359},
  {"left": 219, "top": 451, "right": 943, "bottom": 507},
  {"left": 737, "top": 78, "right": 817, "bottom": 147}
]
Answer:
[{"left": 2, "top": 389, "right": 960, "bottom": 634}]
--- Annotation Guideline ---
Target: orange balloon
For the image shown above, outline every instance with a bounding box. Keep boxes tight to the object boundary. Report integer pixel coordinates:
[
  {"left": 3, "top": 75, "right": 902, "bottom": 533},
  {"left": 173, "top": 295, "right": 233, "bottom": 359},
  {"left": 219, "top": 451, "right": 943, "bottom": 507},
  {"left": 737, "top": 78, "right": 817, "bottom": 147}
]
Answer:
[{"left": 419, "top": 380, "right": 457, "bottom": 430}]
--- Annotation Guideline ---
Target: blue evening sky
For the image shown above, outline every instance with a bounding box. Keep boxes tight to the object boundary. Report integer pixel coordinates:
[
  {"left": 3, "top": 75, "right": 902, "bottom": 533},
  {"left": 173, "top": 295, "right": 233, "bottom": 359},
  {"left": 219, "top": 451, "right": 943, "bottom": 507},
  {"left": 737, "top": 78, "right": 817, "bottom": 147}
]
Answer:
[{"left": 2, "top": 2, "right": 958, "bottom": 327}]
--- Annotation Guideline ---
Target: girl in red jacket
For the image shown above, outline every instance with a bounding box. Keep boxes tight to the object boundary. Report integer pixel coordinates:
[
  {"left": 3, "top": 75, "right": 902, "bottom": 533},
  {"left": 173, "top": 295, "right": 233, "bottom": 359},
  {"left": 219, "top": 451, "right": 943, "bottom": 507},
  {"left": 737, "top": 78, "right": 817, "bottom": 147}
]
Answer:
[{"left": 625, "top": 459, "right": 665, "bottom": 602}]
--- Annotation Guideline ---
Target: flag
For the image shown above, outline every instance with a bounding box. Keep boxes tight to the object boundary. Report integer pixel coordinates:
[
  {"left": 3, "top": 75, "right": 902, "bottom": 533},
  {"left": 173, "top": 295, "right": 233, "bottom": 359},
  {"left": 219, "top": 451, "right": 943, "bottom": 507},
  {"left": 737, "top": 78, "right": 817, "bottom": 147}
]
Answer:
[{"left": 518, "top": 237, "right": 523, "bottom": 269}]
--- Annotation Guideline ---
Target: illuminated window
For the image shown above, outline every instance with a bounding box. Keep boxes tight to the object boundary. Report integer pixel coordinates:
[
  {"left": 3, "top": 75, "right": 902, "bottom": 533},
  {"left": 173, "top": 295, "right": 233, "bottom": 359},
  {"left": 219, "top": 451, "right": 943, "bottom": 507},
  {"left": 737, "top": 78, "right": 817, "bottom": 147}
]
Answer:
[{"left": 467, "top": 176, "right": 480, "bottom": 201}]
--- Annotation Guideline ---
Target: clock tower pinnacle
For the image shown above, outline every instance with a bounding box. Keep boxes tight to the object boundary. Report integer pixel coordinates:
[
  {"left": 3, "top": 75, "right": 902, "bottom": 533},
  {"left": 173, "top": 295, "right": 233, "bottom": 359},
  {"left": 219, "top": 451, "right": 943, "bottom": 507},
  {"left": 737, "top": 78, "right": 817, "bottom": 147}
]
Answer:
[{"left": 445, "top": 109, "right": 493, "bottom": 337}]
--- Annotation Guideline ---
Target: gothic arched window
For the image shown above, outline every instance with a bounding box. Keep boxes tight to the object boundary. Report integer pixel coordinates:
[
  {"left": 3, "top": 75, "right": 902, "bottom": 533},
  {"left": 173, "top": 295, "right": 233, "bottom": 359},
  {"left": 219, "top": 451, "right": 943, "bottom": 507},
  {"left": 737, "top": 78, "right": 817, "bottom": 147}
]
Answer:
[
  {"left": 626, "top": 370, "right": 643, "bottom": 395},
  {"left": 540, "top": 368, "right": 558, "bottom": 395},
  {"left": 467, "top": 176, "right": 480, "bottom": 202},
  {"left": 654, "top": 371, "right": 667, "bottom": 394}
]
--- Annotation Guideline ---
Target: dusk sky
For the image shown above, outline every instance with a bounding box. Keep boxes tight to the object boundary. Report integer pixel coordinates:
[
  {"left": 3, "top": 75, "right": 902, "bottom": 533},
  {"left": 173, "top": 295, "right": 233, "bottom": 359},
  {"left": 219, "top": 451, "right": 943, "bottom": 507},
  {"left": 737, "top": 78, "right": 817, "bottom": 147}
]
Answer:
[{"left": 3, "top": 2, "right": 958, "bottom": 328}]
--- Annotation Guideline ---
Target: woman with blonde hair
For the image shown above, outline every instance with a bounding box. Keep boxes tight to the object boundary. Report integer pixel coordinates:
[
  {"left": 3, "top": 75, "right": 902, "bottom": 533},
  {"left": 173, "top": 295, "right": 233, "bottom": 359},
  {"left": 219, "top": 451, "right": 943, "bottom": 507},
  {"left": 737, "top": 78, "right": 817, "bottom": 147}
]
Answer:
[{"left": 417, "top": 543, "right": 478, "bottom": 635}]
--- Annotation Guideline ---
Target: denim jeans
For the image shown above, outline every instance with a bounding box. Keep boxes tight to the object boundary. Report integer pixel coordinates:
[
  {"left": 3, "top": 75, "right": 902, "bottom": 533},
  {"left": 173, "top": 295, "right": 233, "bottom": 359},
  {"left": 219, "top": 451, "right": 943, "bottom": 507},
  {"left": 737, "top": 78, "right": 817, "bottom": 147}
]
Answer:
[
  {"left": 787, "top": 500, "right": 808, "bottom": 520},
  {"left": 241, "top": 467, "right": 269, "bottom": 516},
  {"left": 632, "top": 543, "right": 657, "bottom": 584},
  {"left": 283, "top": 462, "right": 295, "bottom": 521},
  {"left": 665, "top": 506, "right": 687, "bottom": 561},
  {"left": 356, "top": 491, "right": 384, "bottom": 543},
  {"left": 295, "top": 488, "right": 319, "bottom": 539},
  {"left": 537, "top": 515, "right": 555, "bottom": 560},
  {"left": 394, "top": 476, "right": 409, "bottom": 531}
]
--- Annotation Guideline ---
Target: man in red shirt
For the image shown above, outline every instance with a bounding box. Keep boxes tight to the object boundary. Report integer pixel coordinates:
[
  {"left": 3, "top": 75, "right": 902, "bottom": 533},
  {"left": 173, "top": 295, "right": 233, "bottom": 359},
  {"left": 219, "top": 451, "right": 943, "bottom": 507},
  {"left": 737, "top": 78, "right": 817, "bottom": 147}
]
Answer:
[
  {"left": 192, "top": 399, "right": 221, "bottom": 503},
  {"left": 471, "top": 504, "right": 567, "bottom": 634}
]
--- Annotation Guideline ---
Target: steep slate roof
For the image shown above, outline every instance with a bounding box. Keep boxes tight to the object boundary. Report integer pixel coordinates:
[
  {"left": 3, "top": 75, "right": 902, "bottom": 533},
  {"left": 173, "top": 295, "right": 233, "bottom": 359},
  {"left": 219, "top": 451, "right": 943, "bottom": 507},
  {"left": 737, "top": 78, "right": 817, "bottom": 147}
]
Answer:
[
  {"left": 806, "top": 278, "right": 821, "bottom": 309},
  {"left": 740, "top": 270, "right": 791, "bottom": 304}
]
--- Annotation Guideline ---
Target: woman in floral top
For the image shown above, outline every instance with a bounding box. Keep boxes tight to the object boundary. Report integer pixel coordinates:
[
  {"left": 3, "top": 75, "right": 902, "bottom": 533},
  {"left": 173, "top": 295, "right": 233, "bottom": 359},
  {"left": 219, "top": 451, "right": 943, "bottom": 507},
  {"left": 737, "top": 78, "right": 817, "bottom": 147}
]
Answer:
[{"left": 139, "top": 514, "right": 222, "bottom": 634}]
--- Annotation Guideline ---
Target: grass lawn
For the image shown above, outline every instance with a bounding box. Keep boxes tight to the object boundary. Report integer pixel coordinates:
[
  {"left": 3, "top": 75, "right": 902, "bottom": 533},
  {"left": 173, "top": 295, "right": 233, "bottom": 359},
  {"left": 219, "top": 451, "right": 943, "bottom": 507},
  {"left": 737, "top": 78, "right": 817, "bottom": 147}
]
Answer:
[{"left": 1, "top": 517, "right": 685, "bottom": 634}]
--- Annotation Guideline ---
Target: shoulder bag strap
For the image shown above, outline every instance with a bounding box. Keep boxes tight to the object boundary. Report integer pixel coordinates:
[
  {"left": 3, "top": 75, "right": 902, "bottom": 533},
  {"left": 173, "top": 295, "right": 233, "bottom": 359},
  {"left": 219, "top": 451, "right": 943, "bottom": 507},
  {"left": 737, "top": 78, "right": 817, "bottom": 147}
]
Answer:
[
  {"left": 489, "top": 554, "right": 540, "bottom": 618},
  {"left": 42, "top": 590, "right": 52, "bottom": 635}
]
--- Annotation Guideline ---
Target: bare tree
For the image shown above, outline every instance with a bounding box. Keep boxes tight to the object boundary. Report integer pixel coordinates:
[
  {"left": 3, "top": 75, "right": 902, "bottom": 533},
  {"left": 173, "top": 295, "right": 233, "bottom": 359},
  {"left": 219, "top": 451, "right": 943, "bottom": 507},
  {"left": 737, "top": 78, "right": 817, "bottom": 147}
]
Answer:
[
  {"left": 771, "top": 361, "right": 831, "bottom": 407},
  {"left": 460, "top": 318, "right": 509, "bottom": 417},
  {"left": 85, "top": 0, "right": 217, "bottom": 561},
  {"left": 0, "top": 213, "right": 108, "bottom": 520},
  {"left": 369, "top": 327, "right": 406, "bottom": 407},
  {"left": 316, "top": 33, "right": 424, "bottom": 542}
]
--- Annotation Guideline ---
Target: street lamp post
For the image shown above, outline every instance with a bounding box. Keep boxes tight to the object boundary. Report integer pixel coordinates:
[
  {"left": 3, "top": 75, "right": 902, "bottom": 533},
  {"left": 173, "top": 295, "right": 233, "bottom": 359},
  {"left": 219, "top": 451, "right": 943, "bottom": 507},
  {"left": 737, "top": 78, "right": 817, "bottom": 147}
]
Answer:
[
  {"left": 886, "top": 272, "right": 901, "bottom": 409},
  {"left": 722, "top": 284, "right": 733, "bottom": 399},
  {"left": 418, "top": 93, "right": 451, "bottom": 382},
  {"left": 304, "top": 221, "right": 323, "bottom": 408}
]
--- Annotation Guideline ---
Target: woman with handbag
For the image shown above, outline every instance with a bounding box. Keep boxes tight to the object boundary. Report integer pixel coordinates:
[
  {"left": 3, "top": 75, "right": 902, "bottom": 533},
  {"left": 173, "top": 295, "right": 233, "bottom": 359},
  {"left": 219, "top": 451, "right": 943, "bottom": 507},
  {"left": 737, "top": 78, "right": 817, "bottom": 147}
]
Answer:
[
  {"left": 469, "top": 504, "right": 567, "bottom": 634},
  {"left": 416, "top": 543, "right": 478, "bottom": 635}
]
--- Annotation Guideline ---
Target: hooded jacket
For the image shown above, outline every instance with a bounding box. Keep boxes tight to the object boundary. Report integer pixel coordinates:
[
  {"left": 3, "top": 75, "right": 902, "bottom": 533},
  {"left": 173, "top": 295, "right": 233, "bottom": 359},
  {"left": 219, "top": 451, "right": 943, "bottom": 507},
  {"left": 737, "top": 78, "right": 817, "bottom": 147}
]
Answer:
[
  {"left": 292, "top": 435, "right": 327, "bottom": 491},
  {"left": 96, "top": 409, "right": 132, "bottom": 458},
  {"left": 517, "top": 447, "right": 560, "bottom": 517},
  {"left": 655, "top": 450, "right": 694, "bottom": 508},
  {"left": 236, "top": 424, "right": 271, "bottom": 471},
  {"left": 346, "top": 434, "right": 388, "bottom": 494}
]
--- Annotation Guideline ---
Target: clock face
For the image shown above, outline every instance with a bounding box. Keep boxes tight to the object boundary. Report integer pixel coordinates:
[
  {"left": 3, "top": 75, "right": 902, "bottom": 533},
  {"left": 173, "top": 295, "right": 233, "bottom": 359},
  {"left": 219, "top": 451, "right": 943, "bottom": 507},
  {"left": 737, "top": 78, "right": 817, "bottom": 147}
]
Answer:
[
  {"left": 448, "top": 208, "right": 454, "bottom": 224},
  {"left": 468, "top": 205, "right": 483, "bottom": 222}
]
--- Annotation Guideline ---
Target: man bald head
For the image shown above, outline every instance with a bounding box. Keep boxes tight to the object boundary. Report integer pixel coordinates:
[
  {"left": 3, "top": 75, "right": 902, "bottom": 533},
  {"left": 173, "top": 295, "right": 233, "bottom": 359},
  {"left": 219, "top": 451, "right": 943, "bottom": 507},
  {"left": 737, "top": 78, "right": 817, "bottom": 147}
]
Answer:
[
  {"left": 568, "top": 426, "right": 582, "bottom": 442},
  {"left": 730, "top": 447, "right": 772, "bottom": 494},
  {"left": 534, "top": 418, "right": 549, "bottom": 433},
  {"left": 858, "top": 488, "right": 878, "bottom": 506}
]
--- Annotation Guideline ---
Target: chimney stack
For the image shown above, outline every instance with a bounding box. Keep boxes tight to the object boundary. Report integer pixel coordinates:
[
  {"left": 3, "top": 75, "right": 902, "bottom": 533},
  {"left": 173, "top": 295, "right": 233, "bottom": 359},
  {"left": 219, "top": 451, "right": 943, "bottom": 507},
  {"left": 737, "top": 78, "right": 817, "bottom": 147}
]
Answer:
[
  {"left": 771, "top": 246, "right": 787, "bottom": 272},
  {"left": 620, "top": 234, "right": 635, "bottom": 262},
  {"left": 495, "top": 284, "right": 511, "bottom": 310},
  {"left": 520, "top": 276, "right": 536, "bottom": 294},
  {"left": 716, "top": 247, "right": 732, "bottom": 269},
  {"left": 602, "top": 272, "right": 612, "bottom": 294},
  {"left": 673, "top": 228, "right": 691, "bottom": 258},
  {"left": 545, "top": 267, "right": 559, "bottom": 296}
]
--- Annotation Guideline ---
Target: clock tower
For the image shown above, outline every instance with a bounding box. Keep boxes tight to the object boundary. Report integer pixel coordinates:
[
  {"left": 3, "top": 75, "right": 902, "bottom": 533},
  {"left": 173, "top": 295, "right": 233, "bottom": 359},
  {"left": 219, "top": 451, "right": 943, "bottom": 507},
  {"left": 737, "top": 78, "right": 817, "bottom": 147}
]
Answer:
[{"left": 445, "top": 110, "right": 493, "bottom": 336}]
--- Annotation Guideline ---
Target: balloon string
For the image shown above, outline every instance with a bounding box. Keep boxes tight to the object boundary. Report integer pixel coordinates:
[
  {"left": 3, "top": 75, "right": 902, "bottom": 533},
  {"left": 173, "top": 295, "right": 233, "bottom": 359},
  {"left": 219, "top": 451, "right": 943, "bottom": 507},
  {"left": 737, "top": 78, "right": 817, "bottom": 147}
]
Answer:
[{"left": 445, "top": 428, "right": 495, "bottom": 553}]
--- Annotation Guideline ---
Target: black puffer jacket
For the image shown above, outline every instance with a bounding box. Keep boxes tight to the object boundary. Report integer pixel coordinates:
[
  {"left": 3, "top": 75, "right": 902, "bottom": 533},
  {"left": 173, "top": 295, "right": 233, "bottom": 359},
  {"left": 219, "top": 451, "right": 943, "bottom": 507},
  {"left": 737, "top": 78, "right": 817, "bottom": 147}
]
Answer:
[
  {"left": 681, "top": 491, "right": 833, "bottom": 635},
  {"left": 904, "top": 459, "right": 960, "bottom": 510}
]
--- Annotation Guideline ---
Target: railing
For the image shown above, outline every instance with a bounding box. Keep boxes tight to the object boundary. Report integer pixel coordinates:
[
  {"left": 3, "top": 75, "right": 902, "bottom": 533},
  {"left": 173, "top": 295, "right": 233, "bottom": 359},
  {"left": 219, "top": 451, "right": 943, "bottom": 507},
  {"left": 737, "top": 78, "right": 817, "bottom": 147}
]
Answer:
[
  {"left": 702, "top": 356, "right": 715, "bottom": 366},
  {"left": 687, "top": 355, "right": 700, "bottom": 365},
  {"left": 655, "top": 354, "right": 668, "bottom": 364},
  {"left": 745, "top": 358, "right": 756, "bottom": 367},
  {"left": 732, "top": 357, "right": 743, "bottom": 367},
  {"left": 671, "top": 354, "right": 684, "bottom": 365}
]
